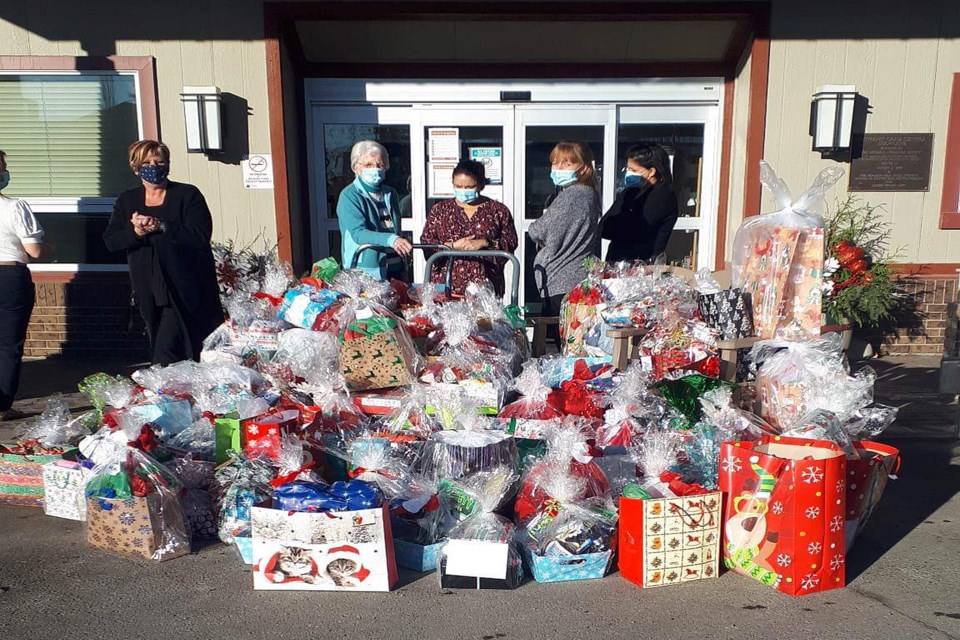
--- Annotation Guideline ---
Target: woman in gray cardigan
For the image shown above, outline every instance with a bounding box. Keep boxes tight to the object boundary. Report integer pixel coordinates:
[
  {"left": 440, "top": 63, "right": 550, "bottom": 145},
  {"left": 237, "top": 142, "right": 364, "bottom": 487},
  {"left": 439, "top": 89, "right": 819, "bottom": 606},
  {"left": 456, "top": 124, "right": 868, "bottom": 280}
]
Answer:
[{"left": 527, "top": 141, "right": 602, "bottom": 316}]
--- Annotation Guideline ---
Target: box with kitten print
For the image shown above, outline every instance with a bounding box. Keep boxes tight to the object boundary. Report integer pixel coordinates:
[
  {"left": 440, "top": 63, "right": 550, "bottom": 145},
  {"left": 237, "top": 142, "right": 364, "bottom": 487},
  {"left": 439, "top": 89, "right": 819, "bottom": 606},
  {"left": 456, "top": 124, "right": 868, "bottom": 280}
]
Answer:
[{"left": 250, "top": 505, "right": 398, "bottom": 591}]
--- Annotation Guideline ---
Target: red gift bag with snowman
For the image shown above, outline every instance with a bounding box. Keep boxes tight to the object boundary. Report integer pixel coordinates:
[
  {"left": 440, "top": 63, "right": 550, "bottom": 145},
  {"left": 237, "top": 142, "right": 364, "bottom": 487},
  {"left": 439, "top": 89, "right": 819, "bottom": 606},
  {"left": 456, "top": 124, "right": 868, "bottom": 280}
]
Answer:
[{"left": 718, "top": 436, "right": 846, "bottom": 596}]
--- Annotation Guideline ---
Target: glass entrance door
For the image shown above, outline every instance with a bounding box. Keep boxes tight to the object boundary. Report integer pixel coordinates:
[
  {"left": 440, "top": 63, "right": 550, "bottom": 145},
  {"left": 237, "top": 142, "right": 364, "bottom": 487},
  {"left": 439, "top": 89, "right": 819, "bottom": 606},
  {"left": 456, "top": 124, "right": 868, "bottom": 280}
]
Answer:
[{"left": 306, "top": 88, "right": 722, "bottom": 305}]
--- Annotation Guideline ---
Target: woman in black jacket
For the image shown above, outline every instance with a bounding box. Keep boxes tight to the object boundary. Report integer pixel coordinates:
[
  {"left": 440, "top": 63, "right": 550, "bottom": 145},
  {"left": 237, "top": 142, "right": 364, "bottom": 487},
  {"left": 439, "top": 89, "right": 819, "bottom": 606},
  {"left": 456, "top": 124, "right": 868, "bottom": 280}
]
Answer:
[
  {"left": 104, "top": 140, "right": 224, "bottom": 365},
  {"left": 600, "top": 143, "right": 679, "bottom": 263}
]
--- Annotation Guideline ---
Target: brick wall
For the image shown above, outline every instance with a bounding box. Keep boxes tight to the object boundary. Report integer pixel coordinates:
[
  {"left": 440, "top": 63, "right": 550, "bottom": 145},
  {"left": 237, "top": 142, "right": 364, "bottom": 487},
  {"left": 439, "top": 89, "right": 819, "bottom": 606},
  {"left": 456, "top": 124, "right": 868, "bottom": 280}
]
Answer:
[
  {"left": 26, "top": 274, "right": 148, "bottom": 359},
  {"left": 859, "top": 276, "right": 959, "bottom": 356}
]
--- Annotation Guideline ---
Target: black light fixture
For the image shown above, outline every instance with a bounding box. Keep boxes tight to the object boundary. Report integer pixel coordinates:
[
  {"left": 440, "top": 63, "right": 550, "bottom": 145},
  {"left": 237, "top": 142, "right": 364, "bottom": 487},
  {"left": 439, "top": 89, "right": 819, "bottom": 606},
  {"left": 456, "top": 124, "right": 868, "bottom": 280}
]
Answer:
[
  {"left": 181, "top": 86, "right": 223, "bottom": 154},
  {"left": 810, "top": 85, "right": 858, "bottom": 155}
]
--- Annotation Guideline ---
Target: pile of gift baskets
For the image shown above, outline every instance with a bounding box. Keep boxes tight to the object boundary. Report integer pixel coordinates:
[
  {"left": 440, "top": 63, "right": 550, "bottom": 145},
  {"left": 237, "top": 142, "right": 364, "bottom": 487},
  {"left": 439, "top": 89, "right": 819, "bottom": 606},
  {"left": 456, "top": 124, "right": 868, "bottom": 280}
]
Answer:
[{"left": 0, "top": 162, "right": 901, "bottom": 596}]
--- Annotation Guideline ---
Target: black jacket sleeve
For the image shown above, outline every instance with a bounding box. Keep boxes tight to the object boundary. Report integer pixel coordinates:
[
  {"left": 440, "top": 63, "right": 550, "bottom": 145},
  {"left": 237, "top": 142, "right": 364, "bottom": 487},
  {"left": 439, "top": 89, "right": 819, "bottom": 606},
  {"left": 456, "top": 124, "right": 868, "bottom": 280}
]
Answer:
[
  {"left": 599, "top": 189, "right": 630, "bottom": 240},
  {"left": 645, "top": 186, "right": 679, "bottom": 255},
  {"left": 103, "top": 192, "right": 143, "bottom": 253},
  {"left": 162, "top": 185, "right": 213, "bottom": 249}
]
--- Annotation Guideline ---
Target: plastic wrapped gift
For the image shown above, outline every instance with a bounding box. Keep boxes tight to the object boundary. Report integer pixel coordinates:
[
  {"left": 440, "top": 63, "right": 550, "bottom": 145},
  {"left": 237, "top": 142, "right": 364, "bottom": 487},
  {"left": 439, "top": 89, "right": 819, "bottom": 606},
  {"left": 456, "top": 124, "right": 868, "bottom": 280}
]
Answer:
[
  {"left": 732, "top": 161, "right": 842, "bottom": 340},
  {"left": 81, "top": 430, "right": 190, "bottom": 562},
  {"left": 496, "top": 361, "right": 564, "bottom": 439},
  {"left": 278, "top": 284, "right": 344, "bottom": 331},
  {"left": 423, "top": 430, "right": 518, "bottom": 482},
  {"left": 752, "top": 336, "right": 847, "bottom": 430},
  {"left": 513, "top": 428, "right": 617, "bottom": 582},
  {"left": 437, "top": 466, "right": 523, "bottom": 590},
  {"left": 166, "top": 457, "right": 218, "bottom": 540},
  {"left": 212, "top": 451, "right": 276, "bottom": 563}
]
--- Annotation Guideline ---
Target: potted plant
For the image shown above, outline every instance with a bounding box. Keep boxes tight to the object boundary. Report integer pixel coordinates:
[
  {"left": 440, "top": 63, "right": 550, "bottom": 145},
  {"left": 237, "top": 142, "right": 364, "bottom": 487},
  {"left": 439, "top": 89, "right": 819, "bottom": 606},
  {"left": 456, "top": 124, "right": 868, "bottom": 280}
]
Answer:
[{"left": 822, "top": 196, "right": 900, "bottom": 349}]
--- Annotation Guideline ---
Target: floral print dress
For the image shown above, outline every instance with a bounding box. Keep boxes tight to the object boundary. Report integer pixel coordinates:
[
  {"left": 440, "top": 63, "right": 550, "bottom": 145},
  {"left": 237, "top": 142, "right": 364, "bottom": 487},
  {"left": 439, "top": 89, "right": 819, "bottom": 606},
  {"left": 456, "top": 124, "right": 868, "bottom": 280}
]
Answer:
[{"left": 420, "top": 198, "right": 519, "bottom": 297}]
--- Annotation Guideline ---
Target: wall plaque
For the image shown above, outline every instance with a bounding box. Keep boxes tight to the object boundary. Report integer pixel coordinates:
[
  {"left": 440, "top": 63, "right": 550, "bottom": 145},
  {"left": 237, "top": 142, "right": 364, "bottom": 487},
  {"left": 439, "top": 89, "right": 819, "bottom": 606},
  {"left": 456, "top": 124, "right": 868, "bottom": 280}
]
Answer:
[{"left": 849, "top": 133, "right": 933, "bottom": 192}]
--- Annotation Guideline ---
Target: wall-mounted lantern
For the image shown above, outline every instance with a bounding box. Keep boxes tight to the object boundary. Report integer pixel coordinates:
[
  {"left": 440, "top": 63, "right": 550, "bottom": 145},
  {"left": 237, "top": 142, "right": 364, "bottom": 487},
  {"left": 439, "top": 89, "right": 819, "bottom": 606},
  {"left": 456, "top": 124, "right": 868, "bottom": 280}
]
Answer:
[
  {"left": 810, "top": 84, "right": 858, "bottom": 155},
  {"left": 181, "top": 86, "right": 223, "bottom": 154}
]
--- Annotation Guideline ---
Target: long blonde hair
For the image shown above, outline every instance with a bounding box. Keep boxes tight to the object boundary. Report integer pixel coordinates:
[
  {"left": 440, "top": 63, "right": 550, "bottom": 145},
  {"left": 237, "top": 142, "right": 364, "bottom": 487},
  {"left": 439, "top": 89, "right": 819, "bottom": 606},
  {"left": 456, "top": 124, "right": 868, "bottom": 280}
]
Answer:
[{"left": 550, "top": 141, "right": 599, "bottom": 191}]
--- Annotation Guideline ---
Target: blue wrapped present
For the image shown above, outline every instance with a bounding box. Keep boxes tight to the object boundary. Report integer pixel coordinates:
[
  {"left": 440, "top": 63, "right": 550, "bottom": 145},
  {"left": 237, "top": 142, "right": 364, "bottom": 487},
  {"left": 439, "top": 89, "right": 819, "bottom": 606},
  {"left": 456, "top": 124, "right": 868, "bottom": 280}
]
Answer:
[
  {"left": 273, "top": 480, "right": 383, "bottom": 513},
  {"left": 234, "top": 536, "right": 254, "bottom": 565},
  {"left": 278, "top": 286, "right": 342, "bottom": 330},
  {"left": 393, "top": 538, "right": 445, "bottom": 572},
  {"left": 522, "top": 543, "right": 613, "bottom": 583},
  {"left": 539, "top": 356, "right": 614, "bottom": 389}
]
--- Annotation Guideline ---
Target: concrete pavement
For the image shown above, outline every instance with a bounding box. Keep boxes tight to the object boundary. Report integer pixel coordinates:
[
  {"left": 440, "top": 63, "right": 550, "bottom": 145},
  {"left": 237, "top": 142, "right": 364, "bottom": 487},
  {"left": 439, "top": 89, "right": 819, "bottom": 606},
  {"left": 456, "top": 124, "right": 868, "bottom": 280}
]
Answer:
[{"left": 0, "top": 356, "right": 958, "bottom": 640}]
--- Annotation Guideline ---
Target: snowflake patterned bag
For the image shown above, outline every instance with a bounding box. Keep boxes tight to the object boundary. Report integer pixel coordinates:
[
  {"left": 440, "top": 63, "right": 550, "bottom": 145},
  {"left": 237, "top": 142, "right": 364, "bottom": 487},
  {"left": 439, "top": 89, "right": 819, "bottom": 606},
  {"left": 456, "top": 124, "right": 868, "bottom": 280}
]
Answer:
[
  {"left": 718, "top": 436, "right": 846, "bottom": 596},
  {"left": 81, "top": 430, "right": 191, "bottom": 562}
]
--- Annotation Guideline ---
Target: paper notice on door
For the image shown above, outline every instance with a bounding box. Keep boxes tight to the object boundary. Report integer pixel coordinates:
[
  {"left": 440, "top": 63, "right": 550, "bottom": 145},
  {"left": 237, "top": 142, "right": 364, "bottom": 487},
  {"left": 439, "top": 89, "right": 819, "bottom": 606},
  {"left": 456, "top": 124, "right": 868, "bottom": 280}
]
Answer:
[
  {"left": 483, "top": 184, "right": 503, "bottom": 203},
  {"left": 469, "top": 147, "right": 502, "bottom": 184},
  {"left": 428, "top": 127, "right": 460, "bottom": 162},
  {"left": 428, "top": 162, "right": 457, "bottom": 198}
]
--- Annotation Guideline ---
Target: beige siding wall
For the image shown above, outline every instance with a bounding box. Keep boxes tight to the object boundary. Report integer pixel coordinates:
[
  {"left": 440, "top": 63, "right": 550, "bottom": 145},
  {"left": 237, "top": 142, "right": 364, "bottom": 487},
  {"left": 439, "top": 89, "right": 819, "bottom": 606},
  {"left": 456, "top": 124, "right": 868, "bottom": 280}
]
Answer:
[
  {"left": 760, "top": 4, "right": 960, "bottom": 264},
  {"left": 0, "top": 1, "right": 277, "bottom": 251}
]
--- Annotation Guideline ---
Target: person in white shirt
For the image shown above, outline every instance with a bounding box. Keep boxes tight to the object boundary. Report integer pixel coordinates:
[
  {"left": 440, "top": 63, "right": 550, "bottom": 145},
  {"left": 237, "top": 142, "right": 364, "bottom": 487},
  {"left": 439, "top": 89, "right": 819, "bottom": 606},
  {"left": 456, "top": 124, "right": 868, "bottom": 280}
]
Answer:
[{"left": 0, "top": 150, "right": 46, "bottom": 421}]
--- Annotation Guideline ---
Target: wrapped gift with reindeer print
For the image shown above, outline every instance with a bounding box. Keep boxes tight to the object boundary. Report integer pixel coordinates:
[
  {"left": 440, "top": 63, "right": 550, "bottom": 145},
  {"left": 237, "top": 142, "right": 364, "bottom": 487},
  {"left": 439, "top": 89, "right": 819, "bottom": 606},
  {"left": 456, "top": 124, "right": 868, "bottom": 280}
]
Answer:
[
  {"left": 718, "top": 436, "right": 847, "bottom": 596},
  {"left": 339, "top": 311, "right": 419, "bottom": 392}
]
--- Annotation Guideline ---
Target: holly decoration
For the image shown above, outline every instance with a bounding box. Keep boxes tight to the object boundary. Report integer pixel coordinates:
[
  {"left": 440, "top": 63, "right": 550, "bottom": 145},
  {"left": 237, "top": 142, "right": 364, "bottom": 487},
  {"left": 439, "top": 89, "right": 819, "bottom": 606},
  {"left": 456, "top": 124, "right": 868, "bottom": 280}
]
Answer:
[{"left": 822, "top": 197, "right": 902, "bottom": 327}]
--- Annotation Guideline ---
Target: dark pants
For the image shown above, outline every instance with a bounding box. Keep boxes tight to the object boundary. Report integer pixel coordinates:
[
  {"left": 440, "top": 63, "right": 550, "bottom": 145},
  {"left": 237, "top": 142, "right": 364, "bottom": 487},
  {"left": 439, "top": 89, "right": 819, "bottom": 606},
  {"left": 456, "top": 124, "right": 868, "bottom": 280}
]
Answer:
[
  {"left": 0, "top": 264, "right": 35, "bottom": 411},
  {"left": 142, "top": 303, "right": 191, "bottom": 366}
]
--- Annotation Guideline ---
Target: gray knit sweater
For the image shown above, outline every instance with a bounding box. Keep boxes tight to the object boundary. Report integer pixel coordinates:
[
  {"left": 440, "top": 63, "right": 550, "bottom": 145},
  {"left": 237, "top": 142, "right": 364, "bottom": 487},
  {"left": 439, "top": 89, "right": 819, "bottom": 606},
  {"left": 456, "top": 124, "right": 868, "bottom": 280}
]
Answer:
[{"left": 527, "top": 184, "right": 601, "bottom": 300}]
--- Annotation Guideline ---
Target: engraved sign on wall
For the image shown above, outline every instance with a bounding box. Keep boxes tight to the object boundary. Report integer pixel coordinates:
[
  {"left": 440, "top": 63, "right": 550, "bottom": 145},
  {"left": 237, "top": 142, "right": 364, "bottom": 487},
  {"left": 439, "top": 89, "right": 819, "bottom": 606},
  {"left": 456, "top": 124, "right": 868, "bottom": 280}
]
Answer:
[{"left": 849, "top": 133, "right": 933, "bottom": 192}]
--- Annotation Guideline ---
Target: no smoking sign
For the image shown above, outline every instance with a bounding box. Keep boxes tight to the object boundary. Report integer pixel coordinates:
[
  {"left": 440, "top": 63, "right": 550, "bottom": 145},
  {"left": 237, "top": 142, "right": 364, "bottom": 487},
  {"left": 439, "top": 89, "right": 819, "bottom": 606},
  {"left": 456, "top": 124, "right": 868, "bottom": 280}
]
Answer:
[{"left": 242, "top": 153, "right": 274, "bottom": 190}]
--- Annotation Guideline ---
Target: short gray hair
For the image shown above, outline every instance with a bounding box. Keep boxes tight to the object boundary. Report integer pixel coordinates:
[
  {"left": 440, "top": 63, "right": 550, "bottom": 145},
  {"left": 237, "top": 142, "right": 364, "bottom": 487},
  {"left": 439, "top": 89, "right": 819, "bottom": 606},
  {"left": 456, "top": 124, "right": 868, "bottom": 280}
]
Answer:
[{"left": 350, "top": 140, "right": 389, "bottom": 171}]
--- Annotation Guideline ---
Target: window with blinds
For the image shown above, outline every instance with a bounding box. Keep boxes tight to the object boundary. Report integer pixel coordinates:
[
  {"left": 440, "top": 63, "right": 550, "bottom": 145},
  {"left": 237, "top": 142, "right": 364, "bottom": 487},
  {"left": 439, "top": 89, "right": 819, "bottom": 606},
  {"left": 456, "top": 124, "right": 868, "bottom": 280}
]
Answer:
[{"left": 0, "top": 73, "right": 142, "bottom": 198}]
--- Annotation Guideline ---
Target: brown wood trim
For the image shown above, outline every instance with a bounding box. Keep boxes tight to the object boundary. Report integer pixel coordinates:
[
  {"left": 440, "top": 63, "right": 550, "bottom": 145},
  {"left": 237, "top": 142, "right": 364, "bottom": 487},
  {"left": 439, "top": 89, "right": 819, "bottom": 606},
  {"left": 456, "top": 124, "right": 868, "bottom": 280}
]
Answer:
[
  {"left": 742, "top": 8, "right": 770, "bottom": 219},
  {"left": 0, "top": 55, "right": 160, "bottom": 140},
  {"left": 715, "top": 76, "right": 735, "bottom": 270},
  {"left": 29, "top": 271, "right": 129, "bottom": 284},
  {"left": 939, "top": 73, "right": 960, "bottom": 230},
  {"left": 264, "top": 10, "right": 294, "bottom": 264},
  {"left": 268, "top": 1, "right": 765, "bottom": 22},
  {"left": 303, "top": 61, "right": 731, "bottom": 79},
  {"left": 891, "top": 263, "right": 960, "bottom": 277}
]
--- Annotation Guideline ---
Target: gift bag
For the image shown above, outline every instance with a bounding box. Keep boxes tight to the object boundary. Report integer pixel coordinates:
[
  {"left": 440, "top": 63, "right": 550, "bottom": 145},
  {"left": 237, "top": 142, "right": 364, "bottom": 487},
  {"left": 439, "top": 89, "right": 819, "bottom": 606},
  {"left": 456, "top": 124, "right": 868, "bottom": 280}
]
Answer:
[
  {"left": 81, "top": 430, "right": 191, "bottom": 562},
  {"left": 845, "top": 441, "right": 900, "bottom": 551},
  {"left": 214, "top": 418, "right": 242, "bottom": 465},
  {"left": 697, "top": 289, "right": 754, "bottom": 340},
  {"left": 339, "top": 315, "right": 417, "bottom": 391},
  {"left": 43, "top": 459, "right": 93, "bottom": 521},
  {"left": 251, "top": 503, "right": 397, "bottom": 591},
  {"left": 619, "top": 490, "right": 722, "bottom": 588},
  {"left": 719, "top": 436, "right": 846, "bottom": 596},
  {"left": 0, "top": 446, "right": 77, "bottom": 507},
  {"left": 243, "top": 409, "right": 300, "bottom": 461}
]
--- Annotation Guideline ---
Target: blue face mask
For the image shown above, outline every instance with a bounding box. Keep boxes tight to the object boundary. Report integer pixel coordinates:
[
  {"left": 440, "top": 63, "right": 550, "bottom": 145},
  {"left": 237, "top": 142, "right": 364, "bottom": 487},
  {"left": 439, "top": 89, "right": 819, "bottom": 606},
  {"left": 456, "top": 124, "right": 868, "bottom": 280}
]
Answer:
[
  {"left": 624, "top": 171, "right": 648, "bottom": 188},
  {"left": 550, "top": 169, "right": 578, "bottom": 188},
  {"left": 139, "top": 164, "right": 169, "bottom": 185},
  {"left": 0, "top": 170, "right": 8, "bottom": 191},
  {"left": 454, "top": 189, "right": 479, "bottom": 204},
  {"left": 359, "top": 168, "right": 385, "bottom": 189}
]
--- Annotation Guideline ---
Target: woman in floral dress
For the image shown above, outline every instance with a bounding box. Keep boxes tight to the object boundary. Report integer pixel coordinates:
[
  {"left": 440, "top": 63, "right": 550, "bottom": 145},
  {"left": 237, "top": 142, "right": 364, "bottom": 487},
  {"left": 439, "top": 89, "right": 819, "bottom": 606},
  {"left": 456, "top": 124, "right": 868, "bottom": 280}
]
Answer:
[{"left": 420, "top": 160, "right": 518, "bottom": 297}]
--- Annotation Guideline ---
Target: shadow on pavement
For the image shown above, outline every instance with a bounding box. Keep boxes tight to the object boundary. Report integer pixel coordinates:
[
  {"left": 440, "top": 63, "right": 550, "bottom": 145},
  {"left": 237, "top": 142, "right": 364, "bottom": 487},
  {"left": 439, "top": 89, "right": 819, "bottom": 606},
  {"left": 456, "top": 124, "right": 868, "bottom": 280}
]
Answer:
[{"left": 845, "top": 438, "right": 960, "bottom": 582}]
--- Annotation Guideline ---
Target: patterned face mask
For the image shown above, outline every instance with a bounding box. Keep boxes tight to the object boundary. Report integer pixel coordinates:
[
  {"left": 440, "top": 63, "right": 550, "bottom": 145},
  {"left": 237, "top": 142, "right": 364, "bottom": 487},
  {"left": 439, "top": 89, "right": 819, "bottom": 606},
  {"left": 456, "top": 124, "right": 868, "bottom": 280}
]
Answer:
[{"left": 139, "top": 164, "right": 170, "bottom": 185}]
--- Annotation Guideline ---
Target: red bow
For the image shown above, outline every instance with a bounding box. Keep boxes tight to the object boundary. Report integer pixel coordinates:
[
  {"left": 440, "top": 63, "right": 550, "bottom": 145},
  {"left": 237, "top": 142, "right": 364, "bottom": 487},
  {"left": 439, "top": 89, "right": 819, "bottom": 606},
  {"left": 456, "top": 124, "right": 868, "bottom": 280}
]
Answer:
[
  {"left": 252, "top": 292, "right": 284, "bottom": 307},
  {"left": 130, "top": 425, "right": 160, "bottom": 454},
  {"left": 660, "top": 471, "right": 708, "bottom": 496},
  {"left": 270, "top": 461, "right": 317, "bottom": 488}
]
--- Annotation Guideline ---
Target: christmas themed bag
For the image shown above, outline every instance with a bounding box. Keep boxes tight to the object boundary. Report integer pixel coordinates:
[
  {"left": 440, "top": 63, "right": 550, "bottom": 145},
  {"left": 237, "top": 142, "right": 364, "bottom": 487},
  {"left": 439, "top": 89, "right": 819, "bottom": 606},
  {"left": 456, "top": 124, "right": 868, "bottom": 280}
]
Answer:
[
  {"left": 718, "top": 436, "right": 847, "bottom": 596},
  {"left": 845, "top": 440, "right": 900, "bottom": 551},
  {"left": 81, "top": 430, "right": 191, "bottom": 562},
  {"left": 732, "top": 161, "right": 842, "bottom": 340},
  {"left": 250, "top": 479, "right": 397, "bottom": 592},
  {"left": 242, "top": 408, "right": 301, "bottom": 462},
  {"left": 560, "top": 264, "right": 611, "bottom": 358},
  {"left": 618, "top": 429, "right": 721, "bottom": 588},
  {"left": 213, "top": 451, "right": 276, "bottom": 564},
  {"left": 42, "top": 459, "right": 94, "bottom": 521},
  {"left": 0, "top": 398, "right": 84, "bottom": 507},
  {"left": 333, "top": 271, "right": 420, "bottom": 392}
]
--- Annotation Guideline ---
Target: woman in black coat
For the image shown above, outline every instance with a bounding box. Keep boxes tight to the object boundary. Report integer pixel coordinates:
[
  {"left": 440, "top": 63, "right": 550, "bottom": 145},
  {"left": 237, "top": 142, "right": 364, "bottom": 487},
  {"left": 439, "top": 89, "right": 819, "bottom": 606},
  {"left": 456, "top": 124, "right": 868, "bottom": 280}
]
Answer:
[
  {"left": 600, "top": 143, "right": 679, "bottom": 263},
  {"left": 104, "top": 140, "right": 224, "bottom": 365}
]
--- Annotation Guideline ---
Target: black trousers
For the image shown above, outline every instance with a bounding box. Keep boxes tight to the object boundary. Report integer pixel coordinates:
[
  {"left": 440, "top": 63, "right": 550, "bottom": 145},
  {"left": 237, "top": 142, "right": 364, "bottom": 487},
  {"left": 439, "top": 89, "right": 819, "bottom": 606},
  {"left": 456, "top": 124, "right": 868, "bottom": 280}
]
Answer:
[
  {"left": 0, "top": 264, "right": 35, "bottom": 411},
  {"left": 141, "top": 302, "right": 191, "bottom": 366}
]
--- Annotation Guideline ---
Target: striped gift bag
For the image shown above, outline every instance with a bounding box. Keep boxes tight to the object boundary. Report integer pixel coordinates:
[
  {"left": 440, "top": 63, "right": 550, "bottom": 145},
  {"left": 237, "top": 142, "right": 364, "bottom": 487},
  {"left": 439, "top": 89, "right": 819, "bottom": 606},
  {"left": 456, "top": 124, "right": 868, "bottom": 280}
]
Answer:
[{"left": 0, "top": 446, "right": 77, "bottom": 508}]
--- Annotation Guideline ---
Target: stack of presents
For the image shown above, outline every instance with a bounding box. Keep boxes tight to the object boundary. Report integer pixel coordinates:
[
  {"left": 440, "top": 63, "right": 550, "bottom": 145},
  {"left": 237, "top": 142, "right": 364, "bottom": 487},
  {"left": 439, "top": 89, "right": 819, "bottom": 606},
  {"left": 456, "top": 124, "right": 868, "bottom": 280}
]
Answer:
[{"left": 0, "top": 162, "right": 901, "bottom": 596}]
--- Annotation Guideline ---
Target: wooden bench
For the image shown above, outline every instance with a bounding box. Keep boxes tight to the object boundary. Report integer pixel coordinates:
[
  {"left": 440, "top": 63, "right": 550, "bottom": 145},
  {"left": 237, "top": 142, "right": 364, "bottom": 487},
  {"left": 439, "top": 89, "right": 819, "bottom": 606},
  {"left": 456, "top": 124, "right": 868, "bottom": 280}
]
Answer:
[{"left": 528, "top": 316, "right": 559, "bottom": 357}]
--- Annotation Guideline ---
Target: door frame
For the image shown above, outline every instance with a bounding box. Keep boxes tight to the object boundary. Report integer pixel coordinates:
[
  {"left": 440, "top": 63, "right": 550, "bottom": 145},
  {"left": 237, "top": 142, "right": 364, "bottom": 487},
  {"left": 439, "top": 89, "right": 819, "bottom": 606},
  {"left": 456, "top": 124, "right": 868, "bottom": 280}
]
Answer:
[{"left": 305, "top": 80, "right": 724, "bottom": 294}]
